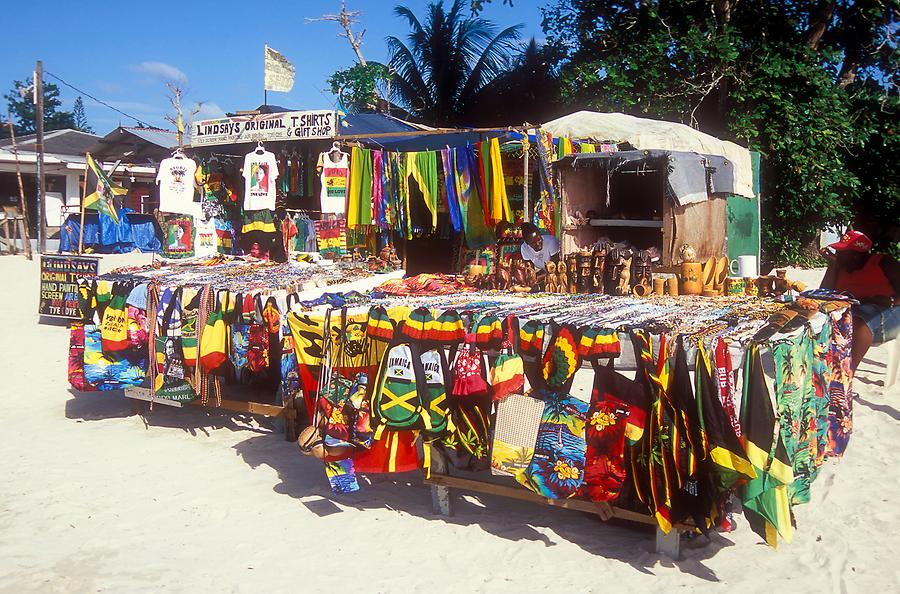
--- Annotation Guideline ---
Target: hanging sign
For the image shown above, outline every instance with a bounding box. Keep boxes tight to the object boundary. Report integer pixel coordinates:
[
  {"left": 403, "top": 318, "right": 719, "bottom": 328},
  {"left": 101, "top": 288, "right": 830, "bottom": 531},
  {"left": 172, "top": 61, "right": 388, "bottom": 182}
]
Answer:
[
  {"left": 39, "top": 255, "right": 99, "bottom": 319},
  {"left": 191, "top": 110, "right": 337, "bottom": 146}
]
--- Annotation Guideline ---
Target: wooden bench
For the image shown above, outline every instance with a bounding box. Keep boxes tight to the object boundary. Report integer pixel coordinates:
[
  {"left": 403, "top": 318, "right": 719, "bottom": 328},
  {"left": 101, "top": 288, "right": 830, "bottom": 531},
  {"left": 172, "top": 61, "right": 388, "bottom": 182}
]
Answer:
[{"left": 425, "top": 446, "right": 688, "bottom": 559}]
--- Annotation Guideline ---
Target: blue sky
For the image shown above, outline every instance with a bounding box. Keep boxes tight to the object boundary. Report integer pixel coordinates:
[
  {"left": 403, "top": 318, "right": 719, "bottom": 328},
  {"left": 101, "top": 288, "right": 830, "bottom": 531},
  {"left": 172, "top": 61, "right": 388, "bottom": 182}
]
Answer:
[{"left": 3, "top": 0, "right": 546, "bottom": 134}]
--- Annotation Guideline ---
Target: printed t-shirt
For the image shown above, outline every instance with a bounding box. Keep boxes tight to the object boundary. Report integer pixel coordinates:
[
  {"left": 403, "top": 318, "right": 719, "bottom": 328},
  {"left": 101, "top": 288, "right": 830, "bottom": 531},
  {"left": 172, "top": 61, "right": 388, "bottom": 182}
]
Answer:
[
  {"left": 242, "top": 149, "right": 279, "bottom": 211},
  {"left": 156, "top": 156, "right": 197, "bottom": 215},
  {"left": 318, "top": 151, "right": 349, "bottom": 214}
]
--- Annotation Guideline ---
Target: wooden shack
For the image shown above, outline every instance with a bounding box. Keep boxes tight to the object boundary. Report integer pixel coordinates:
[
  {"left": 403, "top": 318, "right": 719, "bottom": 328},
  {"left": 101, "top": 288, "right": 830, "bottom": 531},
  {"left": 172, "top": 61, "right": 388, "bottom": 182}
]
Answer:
[{"left": 554, "top": 150, "right": 760, "bottom": 266}]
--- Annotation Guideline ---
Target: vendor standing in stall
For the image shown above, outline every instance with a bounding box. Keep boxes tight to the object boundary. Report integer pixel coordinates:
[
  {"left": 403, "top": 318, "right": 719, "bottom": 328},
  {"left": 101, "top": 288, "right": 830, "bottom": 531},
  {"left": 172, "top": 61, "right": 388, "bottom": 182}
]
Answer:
[
  {"left": 820, "top": 230, "right": 900, "bottom": 370},
  {"left": 520, "top": 223, "right": 561, "bottom": 279}
]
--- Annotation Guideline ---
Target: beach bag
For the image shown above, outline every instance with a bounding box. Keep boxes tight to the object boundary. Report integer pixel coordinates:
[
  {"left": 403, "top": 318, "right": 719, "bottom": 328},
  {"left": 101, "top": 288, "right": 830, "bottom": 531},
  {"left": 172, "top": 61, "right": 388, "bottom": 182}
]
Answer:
[
  {"left": 450, "top": 342, "right": 490, "bottom": 399},
  {"left": 519, "top": 388, "right": 589, "bottom": 499},
  {"left": 153, "top": 290, "right": 195, "bottom": 403},
  {"left": 490, "top": 391, "right": 544, "bottom": 477},
  {"left": 126, "top": 305, "right": 149, "bottom": 351},
  {"left": 68, "top": 322, "right": 96, "bottom": 392},
  {"left": 320, "top": 371, "right": 356, "bottom": 449},
  {"left": 84, "top": 323, "right": 147, "bottom": 390},
  {"left": 199, "top": 291, "right": 231, "bottom": 373},
  {"left": 580, "top": 359, "right": 647, "bottom": 503},
  {"left": 100, "top": 282, "right": 130, "bottom": 355},
  {"left": 349, "top": 372, "right": 374, "bottom": 449}
]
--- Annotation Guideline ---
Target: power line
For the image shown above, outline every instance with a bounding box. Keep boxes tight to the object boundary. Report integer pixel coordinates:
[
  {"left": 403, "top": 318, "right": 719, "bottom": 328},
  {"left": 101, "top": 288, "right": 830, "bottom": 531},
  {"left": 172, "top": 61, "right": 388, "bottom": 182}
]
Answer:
[{"left": 44, "top": 70, "right": 152, "bottom": 128}]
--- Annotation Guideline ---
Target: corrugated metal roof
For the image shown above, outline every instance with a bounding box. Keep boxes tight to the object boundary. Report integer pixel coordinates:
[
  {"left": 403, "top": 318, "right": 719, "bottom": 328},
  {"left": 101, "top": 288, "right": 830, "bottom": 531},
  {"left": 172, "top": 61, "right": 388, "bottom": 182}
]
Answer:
[{"left": 120, "top": 127, "right": 187, "bottom": 148}]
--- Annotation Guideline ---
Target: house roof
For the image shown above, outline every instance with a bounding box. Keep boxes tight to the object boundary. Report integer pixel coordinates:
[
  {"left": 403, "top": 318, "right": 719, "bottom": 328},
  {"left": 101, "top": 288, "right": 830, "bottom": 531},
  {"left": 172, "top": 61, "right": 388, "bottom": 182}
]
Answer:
[
  {"left": 0, "top": 128, "right": 98, "bottom": 158},
  {"left": 89, "top": 126, "right": 185, "bottom": 165}
]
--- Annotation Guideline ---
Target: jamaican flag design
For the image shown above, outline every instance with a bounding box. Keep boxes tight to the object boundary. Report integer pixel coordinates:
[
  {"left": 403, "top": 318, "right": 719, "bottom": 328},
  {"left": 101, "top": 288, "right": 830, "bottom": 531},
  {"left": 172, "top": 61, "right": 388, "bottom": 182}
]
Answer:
[
  {"left": 740, "top": 343, "right": 795, "bottom": 548},
  {"left": 84, "top": 152, "right": 125, "bottom": 224},
  {"left": 695, "top": 342, "right": 756, "bottom": 489}
]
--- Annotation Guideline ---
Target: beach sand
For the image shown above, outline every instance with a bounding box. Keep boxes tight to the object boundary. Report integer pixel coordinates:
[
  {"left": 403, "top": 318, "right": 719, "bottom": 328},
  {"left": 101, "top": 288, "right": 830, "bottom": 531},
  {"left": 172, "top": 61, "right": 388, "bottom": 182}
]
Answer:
[{"left": 1, "top": 257, "right": 898, "bottom": 593}]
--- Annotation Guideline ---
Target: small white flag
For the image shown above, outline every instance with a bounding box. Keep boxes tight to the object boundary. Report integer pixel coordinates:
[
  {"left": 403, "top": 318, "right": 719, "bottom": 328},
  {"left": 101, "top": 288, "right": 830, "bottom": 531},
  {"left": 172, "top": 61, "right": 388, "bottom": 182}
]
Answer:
[{"left": 264, "top": 45, "right": 295, "bottom": 93}]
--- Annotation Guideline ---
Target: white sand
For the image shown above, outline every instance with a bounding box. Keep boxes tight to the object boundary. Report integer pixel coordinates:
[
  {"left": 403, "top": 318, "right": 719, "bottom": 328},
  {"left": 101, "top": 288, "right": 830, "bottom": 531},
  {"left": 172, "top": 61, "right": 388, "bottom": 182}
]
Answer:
[{"left": 1, "top": 256, "right": 898, "bottom": 593}]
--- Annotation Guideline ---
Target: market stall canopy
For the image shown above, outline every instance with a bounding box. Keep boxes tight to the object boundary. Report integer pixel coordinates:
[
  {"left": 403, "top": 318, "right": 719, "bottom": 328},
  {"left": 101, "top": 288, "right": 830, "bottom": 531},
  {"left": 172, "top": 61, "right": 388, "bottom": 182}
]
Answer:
[{"left": 541, "top": 111, "right": 754, "bottom": 199}]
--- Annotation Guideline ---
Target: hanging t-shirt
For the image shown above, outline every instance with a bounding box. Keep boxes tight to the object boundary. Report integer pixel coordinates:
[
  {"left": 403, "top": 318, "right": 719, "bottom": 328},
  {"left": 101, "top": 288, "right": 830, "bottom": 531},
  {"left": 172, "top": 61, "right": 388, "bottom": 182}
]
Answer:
[
  {"left": 318, "top": 150, "right": 349, "bottom": 214},
  {"left": 156, "top": 156, "right": 197, "bottom": 215},
  {"left": 194, "top": 214, "right": 218, "bottom": 258},
  {"left": 242, "top": 149, "right": 279, "bottom": 211}
]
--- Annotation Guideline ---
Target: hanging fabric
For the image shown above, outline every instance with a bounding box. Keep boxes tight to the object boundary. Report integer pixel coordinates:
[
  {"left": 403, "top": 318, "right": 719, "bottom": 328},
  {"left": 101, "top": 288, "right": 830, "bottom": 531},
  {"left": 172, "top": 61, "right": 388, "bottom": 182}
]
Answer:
[
  {"left": 372, "top": 150, "right": 386, "bottom": 229},
  {"left": 347, "top": 147, "right": 373, "bottom": 228},
  {"left": 533, "top": 130, "right": 559, "bottom": 236},
  {"left": 453, "top": 146, "right": 494, "bottom": 249},
  {"left": 439, "top": 148, "right": 462, "bottom": 233},
  {"left": 488, "top": 137, "right": 512, "bottom": 224},
  {"left": 477, "top": 142, "right": 492, "bottom": 227},
  {"left": 407, "top": 151, "right": 438, "bottom": 229}
]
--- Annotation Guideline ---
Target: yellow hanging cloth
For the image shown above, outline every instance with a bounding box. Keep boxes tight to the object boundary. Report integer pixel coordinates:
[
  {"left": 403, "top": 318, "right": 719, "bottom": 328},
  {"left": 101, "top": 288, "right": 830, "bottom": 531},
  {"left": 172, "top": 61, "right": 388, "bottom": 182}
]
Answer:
[
  {"left": 347, "top": 146, "right": 363, "bottom": 228},
  {"left": 488, "top": 137, "right": 512, "bottom": 223}
]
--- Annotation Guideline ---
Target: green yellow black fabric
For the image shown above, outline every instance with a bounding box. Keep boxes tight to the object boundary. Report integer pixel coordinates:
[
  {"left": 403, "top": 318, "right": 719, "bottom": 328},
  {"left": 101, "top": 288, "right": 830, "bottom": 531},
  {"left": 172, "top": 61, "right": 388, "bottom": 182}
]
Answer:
[
  {"left": 407, "top": 151, "right": 438, "bottom": 229},
  {"left": 740, "top": 343, "right": 795, "bottom": 548}
]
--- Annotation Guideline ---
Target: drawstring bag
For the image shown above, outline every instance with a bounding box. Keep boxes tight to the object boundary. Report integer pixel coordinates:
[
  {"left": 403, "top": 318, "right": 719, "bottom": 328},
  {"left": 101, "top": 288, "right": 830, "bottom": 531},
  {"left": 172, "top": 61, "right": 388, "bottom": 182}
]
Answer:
[
  {"left": 68, "top": 322, "right": 96, "bottom": 392},
  {"left": 199, "top": 290, "right": 232, "bottom": 374},
  {"left": 489, "top": 317, "right": 524, "bottom": 400},
  {"left": 180, "top": 289, "right": 202, "bottom": 368},
  {"left": 450, "top": 342, "right": 490, "bottom": 399},
  {"left": 491, "top": 391, "right": 544, "bottom": 477},
  {"left": 280, "top": 293, "right": 302, "bottom": 406},
  {"left": 153, "top": 288, "right": 195, "bottom": 403},
  {"left": 231, "top": 292, "right": 250, "bottom": 372},
  {"left": 79, "top": 280, "right": 146, "bottom": 391},
  {"left": 100, "top": 282, "right": 130, "bottom": 355},
  {"left": 349, "top": 372, "right": 374, "bottom": 449},
  {"left": 441, "top": 393, "right": 492, "bottom": 472},
  {"left": 246, "top": 295, "right": 270, "bottom": 374}
]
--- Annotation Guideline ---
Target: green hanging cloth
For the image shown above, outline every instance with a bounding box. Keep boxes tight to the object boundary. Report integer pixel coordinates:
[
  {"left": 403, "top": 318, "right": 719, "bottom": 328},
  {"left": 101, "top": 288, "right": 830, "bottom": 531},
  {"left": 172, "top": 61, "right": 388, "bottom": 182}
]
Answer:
[{"left": 407, "top": 151, "right": 438, "bottom": 229}]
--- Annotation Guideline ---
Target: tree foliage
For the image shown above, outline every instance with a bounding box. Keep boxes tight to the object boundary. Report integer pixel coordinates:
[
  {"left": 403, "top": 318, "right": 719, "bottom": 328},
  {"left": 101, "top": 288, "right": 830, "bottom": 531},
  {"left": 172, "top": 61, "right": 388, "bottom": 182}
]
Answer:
[
  {"left": 327, "top": 62, "right": 391, "bottom": 114},
  {"left": 387, "top": 0, "right": 521, "bottom": 125},
  {"left": 4, "top": 77, "right": 76, "bottom": 136},
  {"left": 72, "top": 96, "right": 94, "bottom": 133},
  {"left": 543, "top": 0, "right": 900, "bottom": 265}
]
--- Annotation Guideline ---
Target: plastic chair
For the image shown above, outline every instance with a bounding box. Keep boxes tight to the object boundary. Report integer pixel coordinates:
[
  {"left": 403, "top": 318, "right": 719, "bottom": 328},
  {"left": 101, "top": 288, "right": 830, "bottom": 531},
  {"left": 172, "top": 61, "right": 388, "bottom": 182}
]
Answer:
[{"left": 886, "top": 337, "right": 899, "bottom": 388}]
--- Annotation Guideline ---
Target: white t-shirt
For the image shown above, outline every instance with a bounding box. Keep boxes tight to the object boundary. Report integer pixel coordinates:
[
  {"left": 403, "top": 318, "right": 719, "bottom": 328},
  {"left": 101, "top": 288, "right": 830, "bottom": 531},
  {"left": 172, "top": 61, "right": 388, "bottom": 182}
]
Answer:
[
  {"left": 520, "top": 234, "right": 560, "bottom": 271},
  {"left": 156, "top": 156, "right": 197, "bottom": 215},
  {"left": 194, "top": 209, "right": 217, "bottom": 257},
  {"left": 242, "top": 149, "right": 279, "bottom": 211},
  {"left": 318, "top": 150, "right": 350, "bottom": 214}
]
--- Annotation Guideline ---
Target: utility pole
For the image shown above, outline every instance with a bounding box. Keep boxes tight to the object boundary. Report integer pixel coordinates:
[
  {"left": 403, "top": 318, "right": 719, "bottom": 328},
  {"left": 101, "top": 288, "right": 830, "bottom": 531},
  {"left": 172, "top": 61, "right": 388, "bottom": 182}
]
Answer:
[{"left": 34, "top": 60, "right": 46, "bottom": 254}]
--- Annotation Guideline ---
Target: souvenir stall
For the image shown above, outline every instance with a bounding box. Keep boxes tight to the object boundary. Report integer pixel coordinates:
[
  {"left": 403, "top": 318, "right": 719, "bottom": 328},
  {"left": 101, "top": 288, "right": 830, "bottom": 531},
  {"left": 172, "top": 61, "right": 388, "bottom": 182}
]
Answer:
[
  {"left": 289, "top": 275, "right": 855, "bottom": 557},
  {"left": 67, "top": 252, "right": 403, "bottom": 441}
]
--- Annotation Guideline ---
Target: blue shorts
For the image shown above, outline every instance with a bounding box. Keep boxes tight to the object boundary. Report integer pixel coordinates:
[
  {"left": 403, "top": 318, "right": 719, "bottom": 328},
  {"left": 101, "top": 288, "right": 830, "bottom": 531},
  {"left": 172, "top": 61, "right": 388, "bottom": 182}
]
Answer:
[{"left": 852, "top": 303, "right": 900, "bottom": 343}]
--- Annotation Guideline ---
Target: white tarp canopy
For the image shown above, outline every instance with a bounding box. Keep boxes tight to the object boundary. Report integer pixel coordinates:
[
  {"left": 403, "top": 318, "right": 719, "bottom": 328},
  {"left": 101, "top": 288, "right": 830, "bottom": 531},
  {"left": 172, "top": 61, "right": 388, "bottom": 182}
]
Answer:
[{"left": 541, "top": 110, "right": 754, "bottom": 199}]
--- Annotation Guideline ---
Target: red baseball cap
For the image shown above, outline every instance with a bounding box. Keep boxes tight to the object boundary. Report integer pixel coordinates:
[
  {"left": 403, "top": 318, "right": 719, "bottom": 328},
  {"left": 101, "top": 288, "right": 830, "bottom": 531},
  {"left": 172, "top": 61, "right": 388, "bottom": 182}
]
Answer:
[{"left": 829, "top": 230, "right": 872, "bottom": 252}]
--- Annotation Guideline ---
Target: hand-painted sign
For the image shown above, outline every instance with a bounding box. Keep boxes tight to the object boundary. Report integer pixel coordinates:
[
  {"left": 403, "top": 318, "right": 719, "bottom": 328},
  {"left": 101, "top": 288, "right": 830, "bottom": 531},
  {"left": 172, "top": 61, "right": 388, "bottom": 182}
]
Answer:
[
  {"left": 192, "top": 110, "right": 337, "bottom": 146},
  {"left": 39, "top": 255, "right": 99, "bottom": 319}
]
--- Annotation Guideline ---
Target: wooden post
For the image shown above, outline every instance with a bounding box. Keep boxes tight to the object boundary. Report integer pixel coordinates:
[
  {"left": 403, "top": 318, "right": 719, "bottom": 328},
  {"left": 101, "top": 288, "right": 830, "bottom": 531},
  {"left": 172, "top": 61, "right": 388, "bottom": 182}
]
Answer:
[
  {"left": 35, "top": 60, "right": 46, "bottom": 254},
  {"left": 429, "top": 445, "right": 452, "bottom": 517},
  {"left": 655, "top": 527, "right": 681, "bottom": 560},
  {"left": 522, "top": 132, "right": 530, "bottom": 222},
  {"left": 6, "top": 114, "right": 32, "bottom": 260},
  {"left": 77, "top": 158, "right": 89, "bottom": 255}
]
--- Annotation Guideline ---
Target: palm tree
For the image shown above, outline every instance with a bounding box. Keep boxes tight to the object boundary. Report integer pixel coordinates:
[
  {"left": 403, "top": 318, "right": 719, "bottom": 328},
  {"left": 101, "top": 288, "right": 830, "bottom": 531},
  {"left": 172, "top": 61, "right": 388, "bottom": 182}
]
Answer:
[{"left": 386, "top": 0, "right": 521, "bottom": 126}]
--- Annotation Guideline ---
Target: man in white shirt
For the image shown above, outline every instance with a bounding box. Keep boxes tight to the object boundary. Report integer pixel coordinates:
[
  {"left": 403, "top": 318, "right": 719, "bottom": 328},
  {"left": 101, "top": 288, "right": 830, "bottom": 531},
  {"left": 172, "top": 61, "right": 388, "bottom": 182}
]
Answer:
[{"left": 520, "top": 222, "right": 560, "bottom": 272}]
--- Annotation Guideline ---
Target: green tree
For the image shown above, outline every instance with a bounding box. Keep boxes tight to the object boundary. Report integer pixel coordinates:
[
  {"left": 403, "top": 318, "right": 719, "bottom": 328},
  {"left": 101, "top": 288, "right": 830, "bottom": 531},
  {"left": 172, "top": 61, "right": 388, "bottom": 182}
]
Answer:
[
  {"left": 4, "top": 76, "right": 76, "bottom": 136},
  {"left": 327, "top": 63, "right": 391, "bottom": 114},
  {"left": 387, "top": 0, "right": 521, "bottom": 126},
  {"left": 543, "top": 0, "right": 900, "bottom": 265},
  {"left": 72, "top": 96, "right": 94, "bottom": 133}
]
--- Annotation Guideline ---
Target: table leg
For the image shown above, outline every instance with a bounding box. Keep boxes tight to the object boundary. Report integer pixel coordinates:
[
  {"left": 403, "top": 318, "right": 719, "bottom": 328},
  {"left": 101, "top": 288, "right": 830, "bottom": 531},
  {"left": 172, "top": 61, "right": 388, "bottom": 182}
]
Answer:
[{"left": 429, "top": 445, "right": 452, "bottom": 517}]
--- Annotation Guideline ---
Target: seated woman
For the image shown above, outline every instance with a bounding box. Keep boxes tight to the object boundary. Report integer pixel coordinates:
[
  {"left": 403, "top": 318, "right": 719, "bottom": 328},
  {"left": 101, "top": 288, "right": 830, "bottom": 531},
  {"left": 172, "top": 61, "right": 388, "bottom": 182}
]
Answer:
[{"left": 820, "top": 231, "right": 900, "bottom": 370}]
